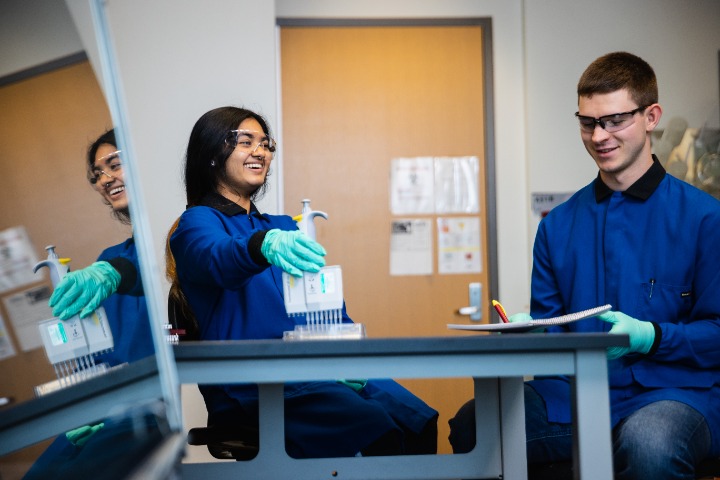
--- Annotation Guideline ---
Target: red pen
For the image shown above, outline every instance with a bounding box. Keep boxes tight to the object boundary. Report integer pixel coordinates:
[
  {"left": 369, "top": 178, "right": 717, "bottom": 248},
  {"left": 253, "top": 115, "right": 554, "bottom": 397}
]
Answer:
[{"left": 492, "top": 300, "right": 509, "bottom": 323}]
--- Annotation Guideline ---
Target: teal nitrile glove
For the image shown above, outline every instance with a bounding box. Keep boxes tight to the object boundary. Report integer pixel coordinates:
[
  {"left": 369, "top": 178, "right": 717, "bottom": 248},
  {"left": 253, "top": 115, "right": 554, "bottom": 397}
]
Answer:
[
  {"left": 49, "top": 261, "right": 121, "bottom": 319},
  {"left": 509, "top": 313, "right": 533, "bottom": 323},
  {"left": 65, "top": 422, "right": 104, "bottom": 447},
  {"left": 337, "top": 379, "right": 368, "bottom": 392},
  {"left": 508, "top": 312, "right": 545, "bottom": 333},
  {"left": 598, "top": 311, "right": 655, "bottom": 359},
  {"left": 261, "top": 229, "right": 326, "bottom": 277}
]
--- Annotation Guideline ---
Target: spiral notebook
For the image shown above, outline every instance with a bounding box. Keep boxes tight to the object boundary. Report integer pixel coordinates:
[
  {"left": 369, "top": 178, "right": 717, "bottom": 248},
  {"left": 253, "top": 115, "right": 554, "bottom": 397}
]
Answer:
[{"left": 448, "top": 304, "right": 612, "bottom": 333}]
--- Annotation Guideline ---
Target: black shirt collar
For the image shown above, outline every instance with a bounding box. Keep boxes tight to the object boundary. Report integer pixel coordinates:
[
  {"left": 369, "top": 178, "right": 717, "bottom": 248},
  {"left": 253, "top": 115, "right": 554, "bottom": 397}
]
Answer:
[
  {"left": 594, "top": 155, "right": 666, "bottom": 202},
  {"left": 193, "top": 192, "right": 260, "bottom": 216}
]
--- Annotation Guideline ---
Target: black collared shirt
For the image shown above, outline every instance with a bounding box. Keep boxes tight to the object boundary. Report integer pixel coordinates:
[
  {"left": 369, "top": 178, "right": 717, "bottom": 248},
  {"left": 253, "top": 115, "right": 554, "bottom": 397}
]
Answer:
[
  {"left": 193, "top": 192, "right": 261, "bottom": 216},
  {"left": 594, "top": 155, "right": 666, "bottom": 203}
]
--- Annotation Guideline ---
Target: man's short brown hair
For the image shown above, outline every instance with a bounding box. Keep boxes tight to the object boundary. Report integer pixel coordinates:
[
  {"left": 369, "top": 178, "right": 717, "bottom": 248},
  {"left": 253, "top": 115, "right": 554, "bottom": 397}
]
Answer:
[{"left": 577, "top": 51, "right": 658, "bottom": 107}]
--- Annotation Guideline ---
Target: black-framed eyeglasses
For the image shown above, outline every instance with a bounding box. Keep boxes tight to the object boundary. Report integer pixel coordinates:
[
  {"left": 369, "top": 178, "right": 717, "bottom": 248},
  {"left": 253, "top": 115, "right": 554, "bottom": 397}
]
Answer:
[
  {"left": 225, "top": 129, "right": 277, "bottom": 154},
  {"left": 575, "top": 106, "right": 649, "bottom": 133}
]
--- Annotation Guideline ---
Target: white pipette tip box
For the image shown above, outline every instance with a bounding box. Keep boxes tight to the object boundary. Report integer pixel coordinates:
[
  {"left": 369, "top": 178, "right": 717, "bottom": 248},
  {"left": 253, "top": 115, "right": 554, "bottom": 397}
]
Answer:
[
  {"left": 33, "top": 363, "right": 110, "bottom": 397},
  {"left": 283, "top": 323, "right": 366, "bottom": 341},
  {"left": 282, "top": 265, "right": 366, "bottom": 340}
]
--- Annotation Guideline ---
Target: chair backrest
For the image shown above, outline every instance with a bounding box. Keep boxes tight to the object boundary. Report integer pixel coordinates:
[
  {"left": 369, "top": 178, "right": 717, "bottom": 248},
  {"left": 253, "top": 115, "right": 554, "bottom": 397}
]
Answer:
[
  {"left": 187, "top": 425, "right": 259, "bottom": 460},
  {"left": 168, "top": 295, "right": 200, "bottom": 341}
]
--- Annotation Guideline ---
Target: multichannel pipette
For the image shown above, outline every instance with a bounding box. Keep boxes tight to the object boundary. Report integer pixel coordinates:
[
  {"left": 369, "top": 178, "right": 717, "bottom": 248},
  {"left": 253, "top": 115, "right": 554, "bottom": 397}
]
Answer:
[
  {"left": 282, "top": 199, "right": 365, "bottom": 340},
  {"left": 33, "top": 245, "right": 114, "bottom": 394}
]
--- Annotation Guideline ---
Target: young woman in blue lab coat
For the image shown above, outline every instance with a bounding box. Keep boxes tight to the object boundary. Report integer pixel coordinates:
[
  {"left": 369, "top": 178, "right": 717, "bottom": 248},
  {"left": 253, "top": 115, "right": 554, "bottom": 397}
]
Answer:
[
  {"left": 23, "top": 130, "right": 157, "bottom": 479},
  {"left": 169, "top": 106, "right": 438, "bottom": 458},
  {"left": 449, "top": 52, "right": 720, "bottom": 480}
]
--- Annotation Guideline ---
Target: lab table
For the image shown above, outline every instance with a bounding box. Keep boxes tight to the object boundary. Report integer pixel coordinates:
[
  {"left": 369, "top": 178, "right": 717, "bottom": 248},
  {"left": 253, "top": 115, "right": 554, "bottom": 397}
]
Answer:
[
  {"left": 0, "top": 356, "right": 163, "bottom": 457},
  {"left": 175, "top": 333, "right": 626, "bottom": 480},
  {"left": 0, "top": 356, "right": 185, "bottom": 480}
]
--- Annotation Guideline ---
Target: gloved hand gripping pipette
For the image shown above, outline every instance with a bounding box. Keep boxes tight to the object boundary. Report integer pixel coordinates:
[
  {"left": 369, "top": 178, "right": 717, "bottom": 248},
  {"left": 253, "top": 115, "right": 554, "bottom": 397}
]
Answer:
[
  {"left": 281, "top": 199, "right": 365, "bottom": 340},
  {"left": 33, "top": 245, "right": 114, "bottom": 391}
]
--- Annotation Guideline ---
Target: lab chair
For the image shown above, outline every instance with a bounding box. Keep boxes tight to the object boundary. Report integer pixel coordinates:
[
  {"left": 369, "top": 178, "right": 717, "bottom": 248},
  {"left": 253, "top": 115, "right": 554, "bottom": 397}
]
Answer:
[
  {"left": 186, "top": 423, "right": 259, "bottom": 460},
  {"left": 169, "top": 296, "right": 260, "bottom": 461}
]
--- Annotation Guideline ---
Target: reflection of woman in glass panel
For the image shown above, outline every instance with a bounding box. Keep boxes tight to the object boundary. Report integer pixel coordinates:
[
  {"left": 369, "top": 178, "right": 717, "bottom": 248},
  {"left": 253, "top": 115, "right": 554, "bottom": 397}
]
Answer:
[
  {"left": 23, "top": 130, "right": 157, "bottom": 480},
  {"left": 47, "top": 128, "right": 154, "bottom": 367},
  {"left": 169, "top": 106, "right": 438, "bottom": 458}
]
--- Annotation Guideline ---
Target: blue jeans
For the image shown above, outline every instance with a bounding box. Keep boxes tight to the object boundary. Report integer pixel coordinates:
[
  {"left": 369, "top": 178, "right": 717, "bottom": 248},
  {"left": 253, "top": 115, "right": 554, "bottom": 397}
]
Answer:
[{"left": 448, "top": 385, "right": 711, "bottom": 480}]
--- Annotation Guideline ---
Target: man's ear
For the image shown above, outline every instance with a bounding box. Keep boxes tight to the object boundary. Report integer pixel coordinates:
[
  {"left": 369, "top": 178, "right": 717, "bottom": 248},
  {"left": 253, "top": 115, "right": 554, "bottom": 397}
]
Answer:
[{"left": 645, "top": 103, "right": 663, "bottom": 132}]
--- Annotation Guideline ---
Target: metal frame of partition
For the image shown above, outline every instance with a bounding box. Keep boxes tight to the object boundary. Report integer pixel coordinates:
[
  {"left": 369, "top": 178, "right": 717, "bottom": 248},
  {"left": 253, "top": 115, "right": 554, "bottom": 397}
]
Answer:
[
  {"left": 89, "top": 0, "right": 182, "bottom": 431},
  {"left": 0, "top": 2, "right": 182, "bottom": 471}
]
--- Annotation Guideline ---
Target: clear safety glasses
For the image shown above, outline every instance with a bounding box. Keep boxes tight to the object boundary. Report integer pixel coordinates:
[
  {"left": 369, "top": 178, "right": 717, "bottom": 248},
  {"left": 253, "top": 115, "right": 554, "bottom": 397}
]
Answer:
[
  {"left": 575, "top": 106, "right": 649, "bottom": 133},
  {"left": 225, "top": 129, "right": 276, "bottom": 154},
  {"left": 89, "top": 150, "right": 123, "bottom": 184}
]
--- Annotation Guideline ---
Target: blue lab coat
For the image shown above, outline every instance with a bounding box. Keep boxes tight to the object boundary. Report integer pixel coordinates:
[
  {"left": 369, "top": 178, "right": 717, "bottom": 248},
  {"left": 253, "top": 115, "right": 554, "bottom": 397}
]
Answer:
[
  {"left": 94, "top": 238, "right": 155, "bottom": 366},
  {"left": 170, "top": 193, "right": 438, "bottom": 457},
  {"left": 527, "top": 158, "right": 720, "bottom": 455}
]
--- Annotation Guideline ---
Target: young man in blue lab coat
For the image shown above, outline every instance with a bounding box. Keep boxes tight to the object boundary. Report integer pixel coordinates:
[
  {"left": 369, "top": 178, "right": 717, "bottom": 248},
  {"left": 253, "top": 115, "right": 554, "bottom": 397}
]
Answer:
[{"left": 449, "top": 51, "right": 720, "bottom": 479}]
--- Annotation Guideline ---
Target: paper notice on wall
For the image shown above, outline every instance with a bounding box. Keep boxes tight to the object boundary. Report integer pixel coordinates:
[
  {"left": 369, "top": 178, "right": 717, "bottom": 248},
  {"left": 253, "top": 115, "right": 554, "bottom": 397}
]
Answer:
[
  {"left": 390, "top": 157, "right": 435, "bottom": 214},
  {"left": 531, "top": 192, "right": 574, "bottom": 219},
  {"left": 0, "top": 311, "right": 16, "bottom": 360},
  {"left": 437, "top": 217, "right": 482, "bottom": 275},
  {"left": 2, "top": 285, "right": 54, "bottom": 351},
  {"left": 390, "top": 219, "right": 433, "bottom": 276},
  {"left": 434, "top": 156, "right": 480, "bottom": 214},
  {"left": 390, "top": 156, "right": 480, "bottom": 215},
  {"left": 0, "top": 226, "right": 40, "bottom": 294}
]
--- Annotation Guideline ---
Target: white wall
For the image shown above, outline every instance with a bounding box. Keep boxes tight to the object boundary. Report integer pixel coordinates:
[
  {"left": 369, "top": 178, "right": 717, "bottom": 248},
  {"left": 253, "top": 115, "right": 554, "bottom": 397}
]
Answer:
[
  {"left": 0, "top": 0, "right": 84, "bottom": 78},
  {"left": 524, "top": 0, "right": 720, "bottom": 245}
]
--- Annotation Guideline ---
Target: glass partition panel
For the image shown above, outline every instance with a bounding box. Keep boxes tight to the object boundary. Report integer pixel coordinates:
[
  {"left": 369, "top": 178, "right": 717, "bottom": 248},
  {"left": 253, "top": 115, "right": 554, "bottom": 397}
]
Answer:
[{"left": 0, "top": 1, "right": 180, "bottom": 477}]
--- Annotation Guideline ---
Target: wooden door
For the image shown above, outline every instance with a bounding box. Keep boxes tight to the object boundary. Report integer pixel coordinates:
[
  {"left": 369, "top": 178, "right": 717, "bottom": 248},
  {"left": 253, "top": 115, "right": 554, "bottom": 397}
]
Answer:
[{"left": 280, "top": 22, "right": 492, "bottom": 454}]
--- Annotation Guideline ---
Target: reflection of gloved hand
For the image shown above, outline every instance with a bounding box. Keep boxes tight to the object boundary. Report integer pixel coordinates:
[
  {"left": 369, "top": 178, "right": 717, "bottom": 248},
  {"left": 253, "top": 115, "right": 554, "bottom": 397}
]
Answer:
[
  {"left": 261, "top": 229, "right": 326, "bottom": 277},
  {"left": 598, "top": 311, "right": 655, "bottom": 359},
  {"left": 337, "top": 379, "right": 367, "bottom": 392},
  {"left": 49, "top": 262, "right": 120, "bottom": 319},
  {"left": 66, "top": 422, "right": 104, "bottom": 447}
]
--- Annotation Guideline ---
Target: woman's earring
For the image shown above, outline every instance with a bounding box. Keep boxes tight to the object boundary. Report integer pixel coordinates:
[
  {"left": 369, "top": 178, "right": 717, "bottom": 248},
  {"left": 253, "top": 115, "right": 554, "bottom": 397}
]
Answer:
[{"left": 210, "top": 160, "right": 216, "bottom": 167}]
